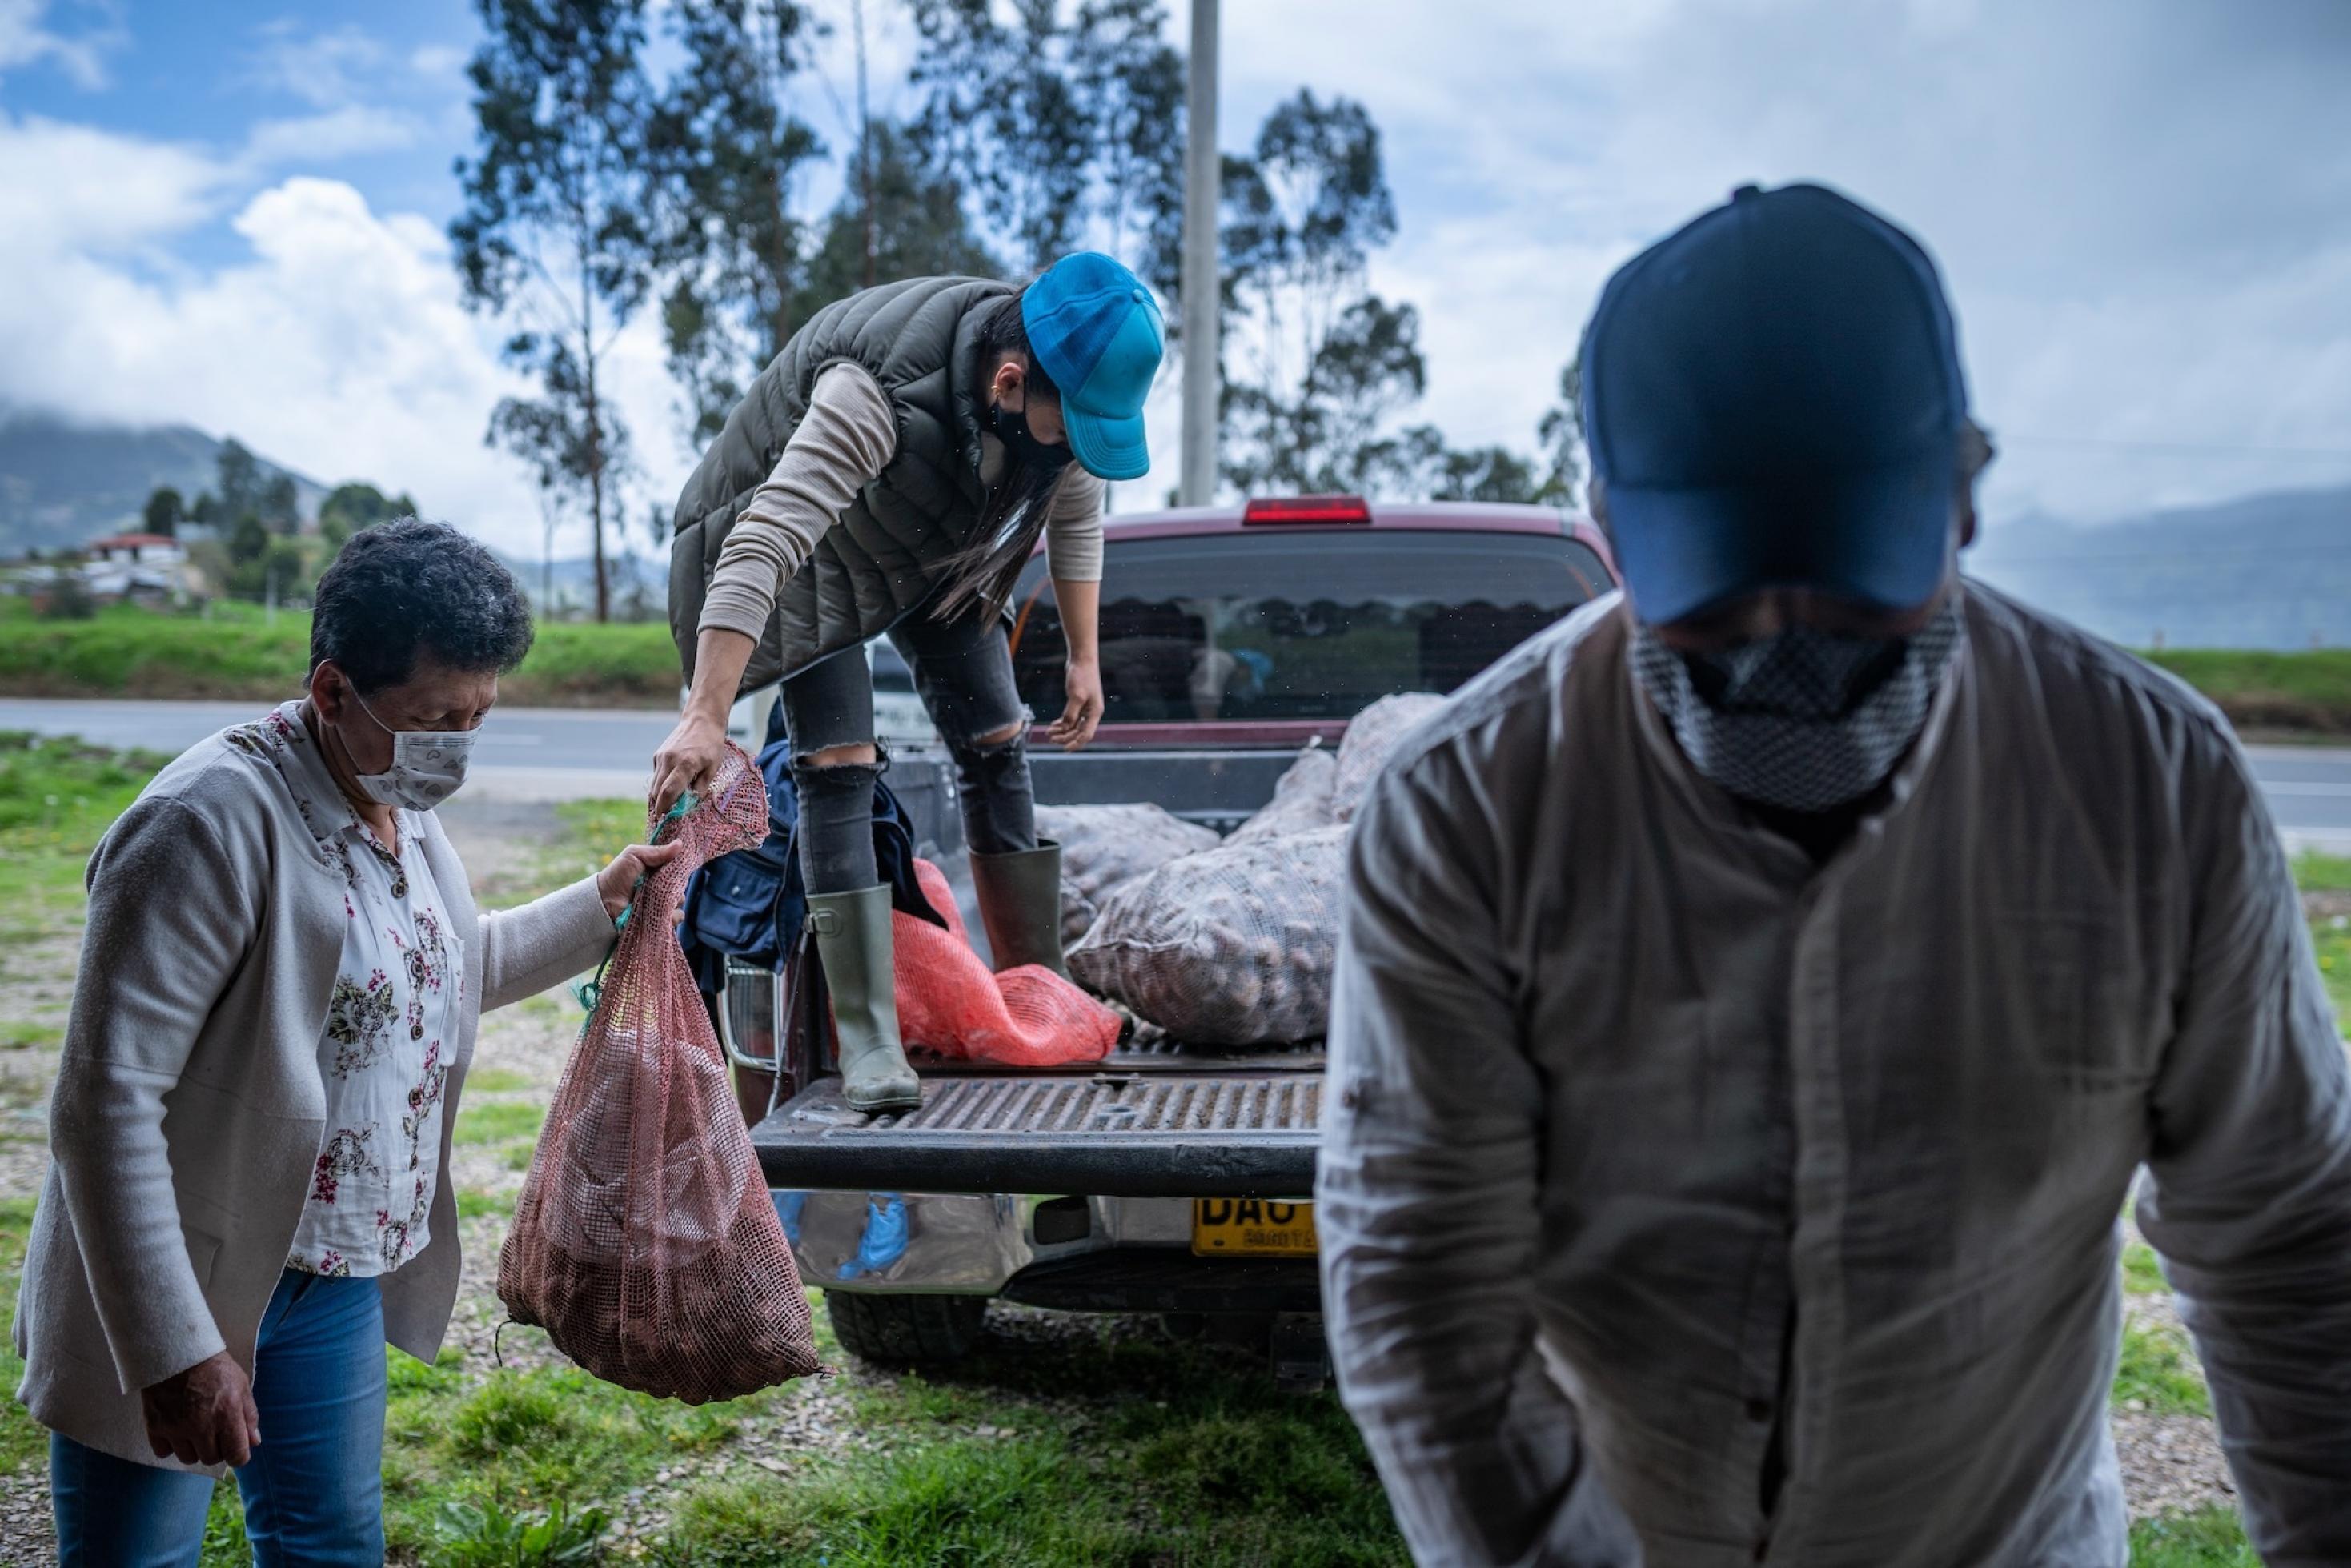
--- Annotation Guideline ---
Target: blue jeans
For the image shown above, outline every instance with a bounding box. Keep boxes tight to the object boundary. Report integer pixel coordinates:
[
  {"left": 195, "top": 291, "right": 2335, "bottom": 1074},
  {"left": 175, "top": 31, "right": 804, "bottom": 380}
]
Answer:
[{"left": 50, "top": 1269, "right": 388, "bottom": 1567}]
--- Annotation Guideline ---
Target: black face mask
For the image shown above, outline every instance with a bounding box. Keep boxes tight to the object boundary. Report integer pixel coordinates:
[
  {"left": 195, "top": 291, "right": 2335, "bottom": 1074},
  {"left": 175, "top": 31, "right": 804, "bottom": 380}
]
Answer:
[{"left": 990, "top": 400, "right": 1075, "bottom": 475}]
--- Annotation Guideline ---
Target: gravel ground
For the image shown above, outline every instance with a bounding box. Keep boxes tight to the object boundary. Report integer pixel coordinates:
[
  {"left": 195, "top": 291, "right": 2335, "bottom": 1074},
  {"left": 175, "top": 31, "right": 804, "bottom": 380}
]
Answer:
[
  {"left": 2115, "top": 1285, "right": 2237, "bottom": 1522},
  {"left": 0, "top": 800, "right": 2249, "bottom": 1562}
]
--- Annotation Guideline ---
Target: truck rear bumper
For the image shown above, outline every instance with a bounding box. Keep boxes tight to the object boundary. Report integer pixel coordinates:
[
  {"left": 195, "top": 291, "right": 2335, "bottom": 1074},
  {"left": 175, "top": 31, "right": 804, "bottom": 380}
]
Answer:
[
  {"left": 782, "top": 1190, "right": 1322, "bottom": 1315},
  {"left": 752, "top": 1069, "right": 1322, "bottom": 1198}
]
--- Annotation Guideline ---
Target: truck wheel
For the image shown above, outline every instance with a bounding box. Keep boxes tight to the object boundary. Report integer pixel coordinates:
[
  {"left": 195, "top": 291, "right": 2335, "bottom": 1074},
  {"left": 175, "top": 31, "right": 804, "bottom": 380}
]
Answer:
[{"left": 824, "top": 1291, "right": 987, "bottom": 1366}]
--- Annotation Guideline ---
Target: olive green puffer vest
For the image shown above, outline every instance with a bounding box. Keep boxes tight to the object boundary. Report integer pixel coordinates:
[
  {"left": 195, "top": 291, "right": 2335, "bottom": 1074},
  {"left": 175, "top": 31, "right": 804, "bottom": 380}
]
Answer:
[{"left": 667, "top": 275, "right": 1017, "bottom": 693}]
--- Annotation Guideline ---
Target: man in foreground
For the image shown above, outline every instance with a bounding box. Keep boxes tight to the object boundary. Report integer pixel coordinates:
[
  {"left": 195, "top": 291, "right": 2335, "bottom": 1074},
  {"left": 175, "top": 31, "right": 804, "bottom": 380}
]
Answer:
[{"left": 1318, "top": 182, "right": 2351, "bottom": 1565}]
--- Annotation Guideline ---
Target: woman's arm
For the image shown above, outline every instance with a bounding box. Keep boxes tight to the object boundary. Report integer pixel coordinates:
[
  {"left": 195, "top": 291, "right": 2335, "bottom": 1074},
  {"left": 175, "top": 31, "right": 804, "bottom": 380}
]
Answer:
[
  {"left": 1043, "top": 470, "right": 1105, "bottom": 750},
  {"left": 1049, "top": 577, "right": 1103, "bottom": 749},
  {"left": 476, "top": 841, "right": 684, "bottom": 1013},
  {"left": 49, "top": 797, "right": 256, "bottom": 1396},
  {"left": 654, "top": 363, "right": 898, "bottom": 812}
]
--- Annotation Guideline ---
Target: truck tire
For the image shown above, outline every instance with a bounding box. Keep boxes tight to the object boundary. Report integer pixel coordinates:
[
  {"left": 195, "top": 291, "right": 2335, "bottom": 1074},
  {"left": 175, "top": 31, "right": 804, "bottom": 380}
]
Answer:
[{"left": 824, "top": 1290, "right": 987, "bottom": 1366}]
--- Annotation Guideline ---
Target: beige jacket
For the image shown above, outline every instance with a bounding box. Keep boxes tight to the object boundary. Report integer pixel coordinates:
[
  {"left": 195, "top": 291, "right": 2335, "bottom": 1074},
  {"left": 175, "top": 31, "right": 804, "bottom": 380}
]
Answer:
[
  {"left": 1322, "top": 583, "right": 2351, "bottom": 1566},
  {"left": 699, "top": 360, "right": 1105, "bottom": 644},
  {"left": 14, "top": 713, "right": 616, "bottom": 1472}
]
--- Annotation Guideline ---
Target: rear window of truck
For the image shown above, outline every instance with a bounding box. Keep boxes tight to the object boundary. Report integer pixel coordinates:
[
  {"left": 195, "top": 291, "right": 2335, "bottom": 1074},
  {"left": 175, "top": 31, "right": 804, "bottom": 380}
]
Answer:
[{"left": 1008, "top": 529, "right": 1611, "bottom": 725}]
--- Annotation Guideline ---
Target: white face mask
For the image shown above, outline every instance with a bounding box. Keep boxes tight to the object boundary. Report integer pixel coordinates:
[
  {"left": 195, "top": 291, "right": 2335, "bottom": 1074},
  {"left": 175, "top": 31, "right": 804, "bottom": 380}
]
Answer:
[{"left": 344, "top": 689, "right": 476, "bottom": 811}]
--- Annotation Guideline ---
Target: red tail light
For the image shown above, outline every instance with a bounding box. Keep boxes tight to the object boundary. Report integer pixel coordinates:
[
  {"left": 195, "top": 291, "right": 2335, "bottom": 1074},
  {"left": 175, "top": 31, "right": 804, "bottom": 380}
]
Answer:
[{"left": 1242, "top": 495, "right": 1372, "bottom": 525}]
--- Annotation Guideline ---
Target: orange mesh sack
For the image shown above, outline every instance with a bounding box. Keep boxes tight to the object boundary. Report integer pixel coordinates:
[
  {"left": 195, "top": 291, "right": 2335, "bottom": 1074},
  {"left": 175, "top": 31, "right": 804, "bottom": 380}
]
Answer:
[
  {"left": 499, "top": 744, "right": 820, "bottom": 1403},
  {"left": 893, "top": 858, "right": 1121, "bottom": 1068}
]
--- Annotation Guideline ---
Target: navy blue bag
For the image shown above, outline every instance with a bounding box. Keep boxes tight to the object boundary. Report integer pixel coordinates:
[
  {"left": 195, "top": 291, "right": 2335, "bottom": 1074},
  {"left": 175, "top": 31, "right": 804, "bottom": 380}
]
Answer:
[{"left": 679, "top": 732, "right": 945, "bottom": 997}]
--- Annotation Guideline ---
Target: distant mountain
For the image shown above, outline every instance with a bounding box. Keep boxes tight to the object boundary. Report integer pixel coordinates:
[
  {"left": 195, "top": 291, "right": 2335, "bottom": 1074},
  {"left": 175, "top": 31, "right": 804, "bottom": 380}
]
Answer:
[
  {"left": 1967, "top": 483, "right": 2351, "bottom": 650},
  {"left": 0, "top": 411, "right": 327, "bottom": 555}
]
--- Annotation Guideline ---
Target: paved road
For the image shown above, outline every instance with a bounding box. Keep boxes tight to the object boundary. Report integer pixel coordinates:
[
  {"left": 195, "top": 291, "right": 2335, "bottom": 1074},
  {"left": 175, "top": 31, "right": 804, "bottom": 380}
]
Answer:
[
  {"left": 0, "top": 697, "right": 670, "bottom": 802},
  {"left": 9, "top": 698, "right": 2351, "bottom": 844}
]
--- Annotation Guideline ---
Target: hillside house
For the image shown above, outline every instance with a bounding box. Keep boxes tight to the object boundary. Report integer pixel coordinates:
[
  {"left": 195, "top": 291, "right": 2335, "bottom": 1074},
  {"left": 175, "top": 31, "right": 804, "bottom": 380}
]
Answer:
[{"left": 87, "top": 531, "right": 188, "bottom": 567}]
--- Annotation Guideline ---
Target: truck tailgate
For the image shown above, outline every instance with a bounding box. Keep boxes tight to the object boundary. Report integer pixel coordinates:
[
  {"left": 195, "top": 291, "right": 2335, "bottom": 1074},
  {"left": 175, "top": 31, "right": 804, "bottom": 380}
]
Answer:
[{"left": 751, "top": 1062, "right": 1322, "bottom": 1197}]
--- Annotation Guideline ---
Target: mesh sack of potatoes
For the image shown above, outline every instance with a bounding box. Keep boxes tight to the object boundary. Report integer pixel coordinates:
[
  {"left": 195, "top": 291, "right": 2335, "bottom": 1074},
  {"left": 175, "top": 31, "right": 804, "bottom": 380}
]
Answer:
[
  {"left": 1069, "top": 824, "right": 1349, "bottom": 1046},
  {"left": 500, "top": 744, "right": 820, "bottom": 1404},
  {"left": 1331, "top": 692, "right": 1449, "bottom": 823},
  {"left": 1036, "top": 803, "right": 1221, "bottom": 949},
  {"left": 1225, "top": 741, "right": 1336, "bottom": 846}
]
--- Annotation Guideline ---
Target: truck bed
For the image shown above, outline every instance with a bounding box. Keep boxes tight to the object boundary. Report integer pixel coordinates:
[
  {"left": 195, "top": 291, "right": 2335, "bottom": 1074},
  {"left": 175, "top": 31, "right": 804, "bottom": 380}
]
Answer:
[{"left": 751, "top": 1038, "right": 1323, "bottom": 1198}]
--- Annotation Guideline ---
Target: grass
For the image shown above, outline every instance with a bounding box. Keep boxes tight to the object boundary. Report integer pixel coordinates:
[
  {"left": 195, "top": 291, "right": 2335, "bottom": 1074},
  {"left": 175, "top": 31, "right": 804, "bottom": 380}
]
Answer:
[
  {"left": 0, "top": 601, "right": 680, "bottom": 708},
  {"left": 0, "top": 731, "right": 171, "bottom": 953},
  {"left": 2292, "top": 849, "right": 2351, "bottom": 893},
  {"left": 454, "top": 1099, "right": 547, "bottom": 1147},
  {"left": 2131, "top": 1506, "right": 2261, "bottom": 1566},
  {"left": 2123, "top": 1241, "right": 2168, "bottom": 1297},
  {"left": 2143, "top": 648, "right": 2351, "bottom": 735},
  {"left": 2293, "top": 852, "right": 2351, "bottom": 1033},
  {"left": 2114, "top": 1318, "right": 2213, "bottom": 1418},
  {"left": 291, "top": 1301, "right": 1413, "bottom": 1568},
  {"left": 456, "top": 1185, "right": 520, "bottom": 1220},
  {"left": 9, "top": 596, "right": 2351, "bottom": 728}
]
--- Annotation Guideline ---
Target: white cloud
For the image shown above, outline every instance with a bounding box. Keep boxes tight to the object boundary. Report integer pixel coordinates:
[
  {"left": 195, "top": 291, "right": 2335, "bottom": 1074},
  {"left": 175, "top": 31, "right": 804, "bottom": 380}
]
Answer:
[
  {"left": 0, "top": 113, "right": 223, "bottom": 252},
  {"left": 0, "top": 0, "right": 124, "bottom": 89},
  {"left": 409, "top": 43, "right": 467, "bottom": 79},
  {"left": 247, "top": 21, "right": 389, "bottom": 110},
  {"left": 240, "top": 105, "right": 420, "bottom": 167},
  {"left": 0, "top": 113, "right": 688, "bottom": 562}
]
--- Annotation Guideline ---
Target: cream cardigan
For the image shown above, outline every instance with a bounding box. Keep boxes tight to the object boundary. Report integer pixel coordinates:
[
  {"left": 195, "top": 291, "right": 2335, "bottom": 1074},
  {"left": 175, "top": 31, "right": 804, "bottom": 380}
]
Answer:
[{"left": 12, "top": 716, "right": 619, "bottom": 1472}]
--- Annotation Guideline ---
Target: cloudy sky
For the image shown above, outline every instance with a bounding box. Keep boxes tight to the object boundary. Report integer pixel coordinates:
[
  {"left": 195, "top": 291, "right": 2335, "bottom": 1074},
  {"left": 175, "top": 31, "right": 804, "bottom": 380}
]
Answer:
[{"left": 2, "top": 0, "right": 2348, "bottom": 563}]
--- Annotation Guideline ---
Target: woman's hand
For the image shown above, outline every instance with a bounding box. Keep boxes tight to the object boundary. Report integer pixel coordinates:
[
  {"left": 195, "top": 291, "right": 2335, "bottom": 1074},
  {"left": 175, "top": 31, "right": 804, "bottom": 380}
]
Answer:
[
  {"left": 1049, "top": 656, "right": 1105, "bottom": 751},
  {"left": 654, "top": 628, "right": 760, "bottom": 815},
  {"left": 596, "top": 840, "right": 687, "bottom": 920},
  {"left": 142, "top": 1349, "right": 261, "bottom": 1468},
  {"left": 651, "top": 709, "right": 728, "bottom": 818}
]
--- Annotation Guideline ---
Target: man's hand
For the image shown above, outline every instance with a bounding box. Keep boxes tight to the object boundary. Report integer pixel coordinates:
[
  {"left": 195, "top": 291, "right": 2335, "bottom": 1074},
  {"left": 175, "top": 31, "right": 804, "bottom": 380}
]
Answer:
[
  {"left": 596, "top": 840, "right": 688, "bottom": 920},
  {"left": 1050, "top": 656, "right": 1105, "bottom": 751},
  {"left": 651, "top": 709, "right": 728, "bottom": 818},
  {"left": 142, "top": 1350, "right": 259, "bottom": 1468}
]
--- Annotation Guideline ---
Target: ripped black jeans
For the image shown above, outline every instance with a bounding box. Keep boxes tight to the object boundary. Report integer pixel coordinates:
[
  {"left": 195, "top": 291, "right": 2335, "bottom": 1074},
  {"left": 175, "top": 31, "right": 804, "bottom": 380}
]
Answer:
[{"left": 777, "top": 601, "right": 1038, "bottom": 896}]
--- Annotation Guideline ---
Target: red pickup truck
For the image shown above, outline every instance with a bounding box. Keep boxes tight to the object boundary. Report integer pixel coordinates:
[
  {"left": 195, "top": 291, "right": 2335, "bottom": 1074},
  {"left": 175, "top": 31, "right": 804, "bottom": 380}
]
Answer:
[{"left": 717, "top": 495, "right": 1616, "bottom": 1382}]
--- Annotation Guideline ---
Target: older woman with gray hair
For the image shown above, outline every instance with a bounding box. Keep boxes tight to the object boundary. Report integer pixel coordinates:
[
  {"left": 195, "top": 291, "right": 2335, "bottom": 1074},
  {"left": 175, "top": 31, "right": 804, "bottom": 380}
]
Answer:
[{"left": 16, "top": 520, "right": 679, "bottom": 1566}]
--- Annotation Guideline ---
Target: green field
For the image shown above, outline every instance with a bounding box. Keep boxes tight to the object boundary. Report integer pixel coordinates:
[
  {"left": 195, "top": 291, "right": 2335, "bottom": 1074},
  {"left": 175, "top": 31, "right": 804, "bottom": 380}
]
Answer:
[
  {"left": 5, "top": 600, "right": 2351, "bottom": 729},
  {"left": 2144, "top": 648, "right": 2351, "bottom": 735},
  {"left": 0, "top": 600, "right": 680, "bottom": 708}
]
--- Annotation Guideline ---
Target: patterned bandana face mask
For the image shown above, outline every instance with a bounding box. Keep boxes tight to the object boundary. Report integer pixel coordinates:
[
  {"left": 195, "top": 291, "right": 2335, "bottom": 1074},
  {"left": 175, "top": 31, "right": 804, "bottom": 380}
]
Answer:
[{"left": 1631, "top": 594, "right": 1965, "bottom": 813}]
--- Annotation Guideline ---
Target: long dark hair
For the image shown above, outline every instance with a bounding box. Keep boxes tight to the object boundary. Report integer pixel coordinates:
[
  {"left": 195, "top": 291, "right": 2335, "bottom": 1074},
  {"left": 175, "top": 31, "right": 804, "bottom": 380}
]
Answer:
[{"left": 932, "top": 291, "right": 1066, "bottom": 620}]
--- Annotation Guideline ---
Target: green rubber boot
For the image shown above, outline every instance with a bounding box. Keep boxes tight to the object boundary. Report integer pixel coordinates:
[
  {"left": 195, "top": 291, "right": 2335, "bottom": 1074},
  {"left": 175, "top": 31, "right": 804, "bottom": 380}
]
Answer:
[
  {"left": 971, "top": 839, "right": 1069, "bottom": 978},
  {"left": 807, "top": 886, "right": 921, "bottom": 1113}
]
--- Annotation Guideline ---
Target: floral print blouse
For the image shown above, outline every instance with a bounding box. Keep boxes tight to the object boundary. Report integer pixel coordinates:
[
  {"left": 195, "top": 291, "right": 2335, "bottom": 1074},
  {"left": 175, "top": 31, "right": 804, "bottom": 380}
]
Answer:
[{"left": 231, "top": 704, "right": 464, "bottom": 1280}]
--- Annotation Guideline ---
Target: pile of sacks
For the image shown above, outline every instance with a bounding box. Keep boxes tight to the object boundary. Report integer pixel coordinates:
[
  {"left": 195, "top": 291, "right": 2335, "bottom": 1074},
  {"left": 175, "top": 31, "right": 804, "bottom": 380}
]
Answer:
[{"left": 1041, "top": 693, "right": 1445, "bottom": 1046}]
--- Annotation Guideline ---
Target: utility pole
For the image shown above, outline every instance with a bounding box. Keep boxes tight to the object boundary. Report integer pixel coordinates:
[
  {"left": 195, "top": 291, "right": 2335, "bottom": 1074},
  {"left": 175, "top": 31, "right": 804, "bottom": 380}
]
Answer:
[
  {"left": 1178, "top": 0, "right": 1219, "bottom": 507},
  {"left": 853, "top": 0, "right": 874, "bottom": 291}
]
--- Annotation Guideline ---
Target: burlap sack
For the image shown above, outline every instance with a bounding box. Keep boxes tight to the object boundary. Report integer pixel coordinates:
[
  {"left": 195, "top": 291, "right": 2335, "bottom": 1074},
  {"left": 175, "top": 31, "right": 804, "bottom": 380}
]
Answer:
[
  {"left": 1036, "top": 803, "right": 1220, "bottom": 948},
  {"left": 1068, "top": 825, "right": 1348, "bottom": 1046},
  {"left": 1332, "top": 692, "right": 1448, "bottom": 822},
  {"left": 1226, "top": 742, "right": 1336, "bottom": 845}
]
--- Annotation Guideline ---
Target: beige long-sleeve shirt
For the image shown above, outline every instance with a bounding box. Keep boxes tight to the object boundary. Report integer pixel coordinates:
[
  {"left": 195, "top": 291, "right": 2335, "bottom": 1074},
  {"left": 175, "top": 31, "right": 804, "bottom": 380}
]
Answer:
[
  {"left": 699, "top": 361, "right": 1104, "bottom": 643},
  {"left": 1321, "top": 583, "right": 2351, "bottom": 1566}
]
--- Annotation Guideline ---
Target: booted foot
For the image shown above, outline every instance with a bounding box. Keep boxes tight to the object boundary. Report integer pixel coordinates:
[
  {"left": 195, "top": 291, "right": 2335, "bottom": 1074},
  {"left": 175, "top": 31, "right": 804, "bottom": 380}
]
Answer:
[
  {"left": 808, "top": 886, "right": 922, "bottom": 1114},
  {"left": 972, "top": 839, "right": 1069, "bottom": 977}
]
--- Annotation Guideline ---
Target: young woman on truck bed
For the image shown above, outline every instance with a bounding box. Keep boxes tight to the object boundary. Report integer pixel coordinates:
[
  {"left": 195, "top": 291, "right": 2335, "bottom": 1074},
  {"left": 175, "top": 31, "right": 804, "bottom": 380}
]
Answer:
[{"left": 652, "top": 253, "right": 1165, "bottom": 1113}]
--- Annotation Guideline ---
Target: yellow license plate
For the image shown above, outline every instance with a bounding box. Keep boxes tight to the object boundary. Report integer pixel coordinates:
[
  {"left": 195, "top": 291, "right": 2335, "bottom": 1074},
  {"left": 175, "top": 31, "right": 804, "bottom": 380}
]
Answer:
[{"left": 1191, "top": 1198, "right": 1317, "bottom": 1257}]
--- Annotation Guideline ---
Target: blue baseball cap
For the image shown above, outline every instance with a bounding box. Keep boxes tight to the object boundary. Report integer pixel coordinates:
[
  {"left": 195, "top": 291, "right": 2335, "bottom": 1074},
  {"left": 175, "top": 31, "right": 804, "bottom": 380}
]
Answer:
[
  {"left": 1582, "top": 182, "right": 1970, "bottom": 625},
  {"left": 1022, "top": 252, "right": 1165, "bottom": 482}
]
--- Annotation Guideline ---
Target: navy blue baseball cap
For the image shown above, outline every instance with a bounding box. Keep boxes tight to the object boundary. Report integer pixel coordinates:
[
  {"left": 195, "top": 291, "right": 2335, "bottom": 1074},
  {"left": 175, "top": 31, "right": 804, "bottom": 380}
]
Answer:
[
  {"left": 1582, "top": 182, "right": 1970, "bottom": 624},
  {"left": 1023, "top": 252, "right": 1165, "bottom": 482}
]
